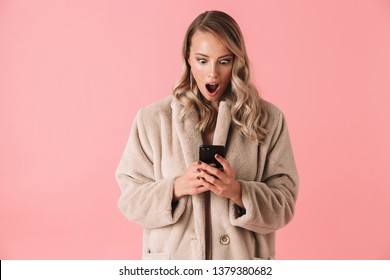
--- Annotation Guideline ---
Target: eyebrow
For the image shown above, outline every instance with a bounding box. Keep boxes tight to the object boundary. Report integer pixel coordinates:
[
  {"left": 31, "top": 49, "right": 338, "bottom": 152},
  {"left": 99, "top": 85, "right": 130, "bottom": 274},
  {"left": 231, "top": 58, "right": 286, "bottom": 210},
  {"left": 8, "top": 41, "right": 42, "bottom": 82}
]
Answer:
[{"left": 195, "top": 53, "right": 233, "bottom": 59}]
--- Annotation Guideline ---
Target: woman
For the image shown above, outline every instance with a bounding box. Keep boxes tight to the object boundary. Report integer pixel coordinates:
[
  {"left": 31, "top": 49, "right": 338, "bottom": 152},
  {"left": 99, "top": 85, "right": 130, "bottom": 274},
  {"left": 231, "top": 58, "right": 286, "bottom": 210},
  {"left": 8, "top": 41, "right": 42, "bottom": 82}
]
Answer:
[{"left": 116, "top": 10, "right": 299, "bottom": 260}]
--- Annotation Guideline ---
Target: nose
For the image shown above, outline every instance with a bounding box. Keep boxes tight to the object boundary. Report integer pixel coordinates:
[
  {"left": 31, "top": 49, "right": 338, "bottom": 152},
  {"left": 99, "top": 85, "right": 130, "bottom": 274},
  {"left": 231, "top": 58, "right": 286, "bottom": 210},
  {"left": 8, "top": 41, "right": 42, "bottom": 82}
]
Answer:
[{"left": 208, "top": 62, "right": 219, "bottom": 78}]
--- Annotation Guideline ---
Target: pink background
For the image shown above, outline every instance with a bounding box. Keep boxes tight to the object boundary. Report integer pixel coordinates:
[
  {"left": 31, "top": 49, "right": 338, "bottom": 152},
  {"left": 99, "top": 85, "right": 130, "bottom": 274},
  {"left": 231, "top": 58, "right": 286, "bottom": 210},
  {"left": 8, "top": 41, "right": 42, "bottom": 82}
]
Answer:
[{"left": 1, "top": 0, "right": 390, "bottom": 259}]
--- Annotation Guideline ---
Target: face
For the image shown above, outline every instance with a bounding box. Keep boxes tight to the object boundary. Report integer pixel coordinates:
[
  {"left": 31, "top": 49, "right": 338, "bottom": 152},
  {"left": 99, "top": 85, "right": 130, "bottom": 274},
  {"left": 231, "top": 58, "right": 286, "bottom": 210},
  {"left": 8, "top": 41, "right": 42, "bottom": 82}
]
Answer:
[{"left": 188, "top": 31, "right": 233, "bottom": 110}]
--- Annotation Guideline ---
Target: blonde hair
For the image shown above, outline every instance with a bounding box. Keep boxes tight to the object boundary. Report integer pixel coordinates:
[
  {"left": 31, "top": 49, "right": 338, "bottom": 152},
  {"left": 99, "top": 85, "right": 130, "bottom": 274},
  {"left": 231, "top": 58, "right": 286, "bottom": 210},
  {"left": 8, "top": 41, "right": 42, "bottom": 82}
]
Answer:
[{"left": 173, "top": 10, "right": 268, "bottom": 143}]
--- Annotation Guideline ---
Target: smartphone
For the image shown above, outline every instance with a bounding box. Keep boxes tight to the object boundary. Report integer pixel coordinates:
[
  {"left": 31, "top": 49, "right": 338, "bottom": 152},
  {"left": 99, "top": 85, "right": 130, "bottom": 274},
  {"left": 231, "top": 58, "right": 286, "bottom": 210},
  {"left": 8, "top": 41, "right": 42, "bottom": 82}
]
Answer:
[{"left": 199, "top": 145, "right": 226, "bottom": 169}]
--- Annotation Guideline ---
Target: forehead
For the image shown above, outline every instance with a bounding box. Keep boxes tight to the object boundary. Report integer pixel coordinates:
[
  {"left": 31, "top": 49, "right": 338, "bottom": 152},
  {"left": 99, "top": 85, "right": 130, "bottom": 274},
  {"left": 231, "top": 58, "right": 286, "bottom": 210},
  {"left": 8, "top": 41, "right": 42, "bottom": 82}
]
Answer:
[{"left": 190, "top": 30, "right": 230, "bottom": 56}]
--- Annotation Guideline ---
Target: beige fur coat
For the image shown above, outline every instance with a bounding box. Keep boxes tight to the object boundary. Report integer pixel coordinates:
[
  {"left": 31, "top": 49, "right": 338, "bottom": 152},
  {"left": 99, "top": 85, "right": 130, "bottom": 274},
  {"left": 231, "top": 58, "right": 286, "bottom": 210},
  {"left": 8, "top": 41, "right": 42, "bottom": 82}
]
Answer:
[{"left": 116, "top": 96, "right": 299, "bottom": 260}]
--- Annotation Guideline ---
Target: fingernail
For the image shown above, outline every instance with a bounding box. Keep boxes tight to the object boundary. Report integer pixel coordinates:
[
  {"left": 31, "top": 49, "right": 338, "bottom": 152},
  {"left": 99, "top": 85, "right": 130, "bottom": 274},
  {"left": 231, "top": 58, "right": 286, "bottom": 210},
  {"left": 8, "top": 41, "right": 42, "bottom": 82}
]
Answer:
[
  {"left": 197, "top": 161, "right": 202, "bottom": 165},
  {"left": 197, "top": 168, "right": 201, "bottom": 172},
  {"left": 215, "top": 154, "right": 219, "bottom": 158}
]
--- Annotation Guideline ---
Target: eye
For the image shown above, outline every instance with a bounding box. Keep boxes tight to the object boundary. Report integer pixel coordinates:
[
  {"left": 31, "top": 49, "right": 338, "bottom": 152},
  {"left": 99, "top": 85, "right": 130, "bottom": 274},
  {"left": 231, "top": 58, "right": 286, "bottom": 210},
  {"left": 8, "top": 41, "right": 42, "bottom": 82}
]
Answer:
[
  {"left": 219, "top": 59, "right": 231, "bottom": 65},
  {"left": 197, "top": 58, "right": 207, "bottom": 64}
]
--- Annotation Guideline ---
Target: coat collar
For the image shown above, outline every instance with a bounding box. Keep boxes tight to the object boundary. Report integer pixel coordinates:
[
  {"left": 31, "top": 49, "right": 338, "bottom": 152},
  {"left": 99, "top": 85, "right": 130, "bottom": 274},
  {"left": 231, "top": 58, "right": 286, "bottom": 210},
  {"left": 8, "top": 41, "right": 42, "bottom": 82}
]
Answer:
[
  {"left": 213, "top": 101, "right": 231, "bottom": 146},
  {"left": 171, "top": 97, "right": 232, "bottom": 167}
]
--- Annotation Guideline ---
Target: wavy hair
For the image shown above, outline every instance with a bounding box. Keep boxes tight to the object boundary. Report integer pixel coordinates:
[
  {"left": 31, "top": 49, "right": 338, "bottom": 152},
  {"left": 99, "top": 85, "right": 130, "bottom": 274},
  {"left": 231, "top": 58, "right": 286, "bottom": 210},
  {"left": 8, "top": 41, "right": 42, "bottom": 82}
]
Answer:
[{"left": 173, "top": 10, "right": 268, "bottom": 143}]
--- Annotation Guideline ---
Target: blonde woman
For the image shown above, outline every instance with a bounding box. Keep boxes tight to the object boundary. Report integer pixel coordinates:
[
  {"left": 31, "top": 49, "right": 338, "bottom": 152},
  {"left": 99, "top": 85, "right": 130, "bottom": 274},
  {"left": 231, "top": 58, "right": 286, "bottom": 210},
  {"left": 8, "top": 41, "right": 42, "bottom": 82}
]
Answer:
[{"left": 116, "top": 10, "right": 299, "bottom": 260}]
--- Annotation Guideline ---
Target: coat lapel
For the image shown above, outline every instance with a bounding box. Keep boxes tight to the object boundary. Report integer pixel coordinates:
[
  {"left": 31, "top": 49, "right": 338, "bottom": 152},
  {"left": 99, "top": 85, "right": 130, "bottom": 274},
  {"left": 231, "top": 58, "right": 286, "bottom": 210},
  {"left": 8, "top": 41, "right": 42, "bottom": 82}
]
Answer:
[
  {"left": 171, "top": 98, "right": 205, "bottom": 258},
  {"left": 171, "top": 98, "right": 232, "bottom": 163},
  {"left": 171, "top": 97, "right": 232, "bottom": 259},
  {"left": 213, "top": 101, "right": 231, "bottom": 146},
  {"left": 171, "top": 99, "right": 203, "bottom": 166}
]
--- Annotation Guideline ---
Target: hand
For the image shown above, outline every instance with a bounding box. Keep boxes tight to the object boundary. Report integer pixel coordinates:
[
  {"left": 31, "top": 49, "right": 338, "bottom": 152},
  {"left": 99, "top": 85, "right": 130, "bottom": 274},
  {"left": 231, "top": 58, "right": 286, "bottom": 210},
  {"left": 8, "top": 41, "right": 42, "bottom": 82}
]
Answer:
[
  {"left": 198, "top": 154, "right": 243, "bottom": 208},
  {"left": 173, "top": 161, "right": 209, "bottom": 201}
]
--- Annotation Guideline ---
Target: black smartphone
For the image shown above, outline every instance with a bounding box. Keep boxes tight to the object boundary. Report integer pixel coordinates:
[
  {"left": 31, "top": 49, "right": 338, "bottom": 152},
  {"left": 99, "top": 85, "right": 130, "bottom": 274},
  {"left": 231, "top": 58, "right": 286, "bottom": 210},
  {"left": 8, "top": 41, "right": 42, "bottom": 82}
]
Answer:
[{"left": 199, "top": 145, "right": 226, "bottom": 169}]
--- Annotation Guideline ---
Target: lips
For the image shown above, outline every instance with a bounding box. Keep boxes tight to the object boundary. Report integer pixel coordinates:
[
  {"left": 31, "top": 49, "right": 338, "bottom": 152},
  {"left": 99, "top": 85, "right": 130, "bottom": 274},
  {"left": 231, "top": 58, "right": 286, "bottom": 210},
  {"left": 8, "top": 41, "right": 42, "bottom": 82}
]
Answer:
[{"left": 206, "top": 84, "right": 220, "bottom": 94}]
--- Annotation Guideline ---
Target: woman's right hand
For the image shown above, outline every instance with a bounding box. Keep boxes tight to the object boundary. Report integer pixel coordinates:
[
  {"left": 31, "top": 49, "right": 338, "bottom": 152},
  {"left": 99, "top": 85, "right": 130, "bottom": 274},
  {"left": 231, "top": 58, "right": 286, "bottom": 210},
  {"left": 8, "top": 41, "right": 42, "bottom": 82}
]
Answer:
[{"left": 173, "top": 161, "right": 209, "bottom": 201}]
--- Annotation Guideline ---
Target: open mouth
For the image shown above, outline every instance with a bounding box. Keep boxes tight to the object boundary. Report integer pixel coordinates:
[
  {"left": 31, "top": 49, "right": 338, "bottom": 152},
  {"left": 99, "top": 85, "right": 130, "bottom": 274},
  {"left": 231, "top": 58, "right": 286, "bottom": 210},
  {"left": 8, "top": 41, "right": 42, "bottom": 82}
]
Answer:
[{"left": 206, "top": 84, "right": 220, "bottom": 93}]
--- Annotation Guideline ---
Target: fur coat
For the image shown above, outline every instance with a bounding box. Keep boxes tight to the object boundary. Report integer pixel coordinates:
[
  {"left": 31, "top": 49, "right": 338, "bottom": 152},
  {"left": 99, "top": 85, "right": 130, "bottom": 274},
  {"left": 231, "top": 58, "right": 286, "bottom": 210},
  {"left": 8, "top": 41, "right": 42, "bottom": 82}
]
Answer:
[{"left": 116, "top": 96, "right": 299, "bottom": 260}]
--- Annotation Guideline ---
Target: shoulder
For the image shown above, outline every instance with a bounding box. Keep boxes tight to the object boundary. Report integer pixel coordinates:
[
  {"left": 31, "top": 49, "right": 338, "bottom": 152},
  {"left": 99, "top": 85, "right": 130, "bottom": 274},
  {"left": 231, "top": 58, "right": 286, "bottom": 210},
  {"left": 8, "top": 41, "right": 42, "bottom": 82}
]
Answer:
[
  {"left": 137, "top": 95, "right": 173, "bottom": 117},
  {"left": 261, "top": 99, "right": 290, "bottom": 141},
  {"left": 262, "top": 99, "right": 283, "bottom": 120},
  {"left": 134, "top": 96, "right": 174, "bottom": 127},
  {"left": 132, "top": 96, "right": 174, "bottom": 141}
]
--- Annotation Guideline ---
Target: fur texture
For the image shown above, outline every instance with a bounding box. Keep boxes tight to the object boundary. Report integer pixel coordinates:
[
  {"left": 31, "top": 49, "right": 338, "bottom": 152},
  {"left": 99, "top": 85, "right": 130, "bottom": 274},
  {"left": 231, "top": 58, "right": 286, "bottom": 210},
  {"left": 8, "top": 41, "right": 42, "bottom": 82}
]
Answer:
[{"left": 116, "top": 96, "right": 299, "bottom": 259}]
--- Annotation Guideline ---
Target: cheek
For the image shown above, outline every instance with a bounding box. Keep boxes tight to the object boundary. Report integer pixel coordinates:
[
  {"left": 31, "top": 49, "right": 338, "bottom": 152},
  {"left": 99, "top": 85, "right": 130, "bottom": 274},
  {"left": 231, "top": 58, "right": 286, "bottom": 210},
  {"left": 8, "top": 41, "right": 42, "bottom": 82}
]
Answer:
[
  {"left": 191, "top": 66, "right": 206, "bottom": 83},
  {"left": 222, "top": 69, "right": 232, "bottom": 82},
  {"left": 192, "top": 64, "right": 206, "bottom": 75}
]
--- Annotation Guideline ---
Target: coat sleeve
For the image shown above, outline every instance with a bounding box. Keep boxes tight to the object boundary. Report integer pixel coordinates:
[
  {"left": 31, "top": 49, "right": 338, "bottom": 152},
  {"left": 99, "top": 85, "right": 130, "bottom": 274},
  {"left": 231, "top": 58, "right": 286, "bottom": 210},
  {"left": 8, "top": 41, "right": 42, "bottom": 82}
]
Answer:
[
  {"left": 229, "top": 111, "right": 299, "bottom": 234},
  {"left": 115, "top": 110, "right": 188, "bottom": 229}
]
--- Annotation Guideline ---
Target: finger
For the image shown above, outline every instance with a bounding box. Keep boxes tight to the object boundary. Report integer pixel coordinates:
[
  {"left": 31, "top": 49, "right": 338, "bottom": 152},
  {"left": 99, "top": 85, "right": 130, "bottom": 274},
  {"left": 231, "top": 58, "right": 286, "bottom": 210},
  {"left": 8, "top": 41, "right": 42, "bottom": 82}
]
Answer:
[
  {"left": 192, "top": 161, "right": 202, "bottom": 173},
  {"left": 199, "top": 163, "right": 222, "bottom": 179},
  {"left": 199, "top": 170, "right": 221, "bottom": 186},
  {"left": 190, "top": 174, "right": 204, "bottom": 186},
  {"left": 197, "top": 161, "right": 210, "bottom": 170},
  {"left": 214, "top": 154, "right": 231, "bottom": 172},
  {"left": 192, "top": 185, "right": 209, "bottom": 195},
  {"left": 188, "top": 179, "right": 204, "bottom": 193},
  {"left": 202, "top": 178, "right": 224, "bottom": 196}
]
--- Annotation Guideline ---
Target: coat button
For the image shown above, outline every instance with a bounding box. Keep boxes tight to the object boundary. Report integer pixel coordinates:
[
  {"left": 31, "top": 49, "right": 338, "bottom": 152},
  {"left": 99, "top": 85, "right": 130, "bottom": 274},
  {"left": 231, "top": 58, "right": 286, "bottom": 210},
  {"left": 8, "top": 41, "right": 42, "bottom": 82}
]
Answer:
[{"left": 220, "top": 235, "right": 230, "bottom": 245}]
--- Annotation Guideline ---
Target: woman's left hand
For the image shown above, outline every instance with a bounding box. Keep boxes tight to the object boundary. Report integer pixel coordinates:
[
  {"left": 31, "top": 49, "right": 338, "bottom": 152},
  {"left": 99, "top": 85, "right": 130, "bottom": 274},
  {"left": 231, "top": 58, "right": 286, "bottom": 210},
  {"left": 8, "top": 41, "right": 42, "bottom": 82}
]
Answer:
[{"left": 198, "top": 154, "right": 244, "bottom": 208}]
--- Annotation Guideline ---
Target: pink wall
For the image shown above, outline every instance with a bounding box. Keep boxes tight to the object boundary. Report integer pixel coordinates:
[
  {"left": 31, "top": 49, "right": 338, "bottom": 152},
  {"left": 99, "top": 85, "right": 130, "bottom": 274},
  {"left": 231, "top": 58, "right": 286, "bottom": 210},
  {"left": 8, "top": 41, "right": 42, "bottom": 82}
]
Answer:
[{"left": 1, "top": 0, "right": 389, "bottom": 259}]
